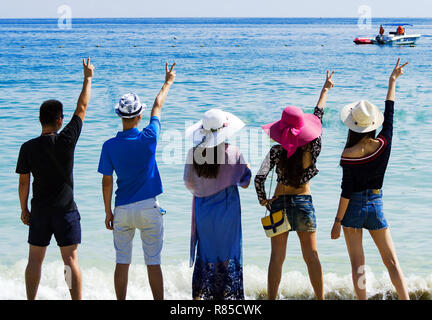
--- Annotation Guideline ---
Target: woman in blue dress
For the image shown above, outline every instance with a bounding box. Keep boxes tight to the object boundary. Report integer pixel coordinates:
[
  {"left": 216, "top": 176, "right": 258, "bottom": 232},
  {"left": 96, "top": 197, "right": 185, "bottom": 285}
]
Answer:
[{"left": 184, "top": 109, "right": 251, "bottom": 300}]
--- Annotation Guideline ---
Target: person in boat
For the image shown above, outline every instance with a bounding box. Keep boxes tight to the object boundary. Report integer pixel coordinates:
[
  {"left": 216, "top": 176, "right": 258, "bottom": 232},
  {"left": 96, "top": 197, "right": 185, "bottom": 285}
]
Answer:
[
  {"left": 376, "top": 25, "right": 386, "bottom": 44},
  {"left": 396, "top": 26, "right": 405, "bottom": 35},
  {"left": 331, "top": 58, "right": 410, "bottom": 300}
]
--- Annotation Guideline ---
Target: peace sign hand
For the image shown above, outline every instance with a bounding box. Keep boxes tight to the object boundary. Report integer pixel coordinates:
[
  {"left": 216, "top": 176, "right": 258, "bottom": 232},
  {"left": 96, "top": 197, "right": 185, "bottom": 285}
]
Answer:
[
  {"left": 390, "top": 58, "right": 408, "bottom": 81},
  {"left": 323, "top": 70, "right": 335, "bottom": 91},
  {"left": 165, "top": 62, "right": 176, "bottom": 85},
  {"left": 83, "top": 57, "right": 95, "bottom": 79}
]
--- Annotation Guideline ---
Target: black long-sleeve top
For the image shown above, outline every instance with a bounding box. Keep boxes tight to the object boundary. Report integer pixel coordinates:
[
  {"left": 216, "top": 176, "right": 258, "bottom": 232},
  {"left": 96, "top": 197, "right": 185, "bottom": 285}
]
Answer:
[{"left": 340, "top": 100, "right": 394, "bottom": 199}]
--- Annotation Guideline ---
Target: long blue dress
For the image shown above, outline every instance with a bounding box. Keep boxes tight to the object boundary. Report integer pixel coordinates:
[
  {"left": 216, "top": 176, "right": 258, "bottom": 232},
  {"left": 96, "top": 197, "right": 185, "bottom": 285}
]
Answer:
[
  {"left": 193, "top": 185, "right": 244, "bottom": 300},
  {"left": 184, "top": 144, "right": 251, "bottom": 300}
]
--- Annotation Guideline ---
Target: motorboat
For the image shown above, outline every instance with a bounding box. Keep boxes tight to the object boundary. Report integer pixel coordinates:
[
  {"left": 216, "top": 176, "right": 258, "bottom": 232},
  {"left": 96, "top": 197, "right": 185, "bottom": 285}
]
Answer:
[{"left": 354, "top": 24, "right": 421, "bottom": 46}]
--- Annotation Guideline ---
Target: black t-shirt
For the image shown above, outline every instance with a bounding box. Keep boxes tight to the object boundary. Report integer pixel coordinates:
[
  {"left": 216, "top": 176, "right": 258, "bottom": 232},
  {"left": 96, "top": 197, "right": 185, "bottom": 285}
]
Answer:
[{"left": 16, "top": 115, "right": 83, "bottom": 214}]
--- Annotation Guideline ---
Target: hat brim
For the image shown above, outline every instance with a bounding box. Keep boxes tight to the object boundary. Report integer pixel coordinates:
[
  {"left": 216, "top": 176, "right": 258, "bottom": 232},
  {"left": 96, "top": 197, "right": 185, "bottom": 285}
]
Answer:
[
  {"left": 115, "top": 103, "right": 145, "bottom": 119},
  {"left": 262, "top": 113, "right": 323, "bottom": 148},
  {"left": 186, "top": 111, "right": 245, "bottom": 148},
  {"left": 340, "top": 102, "right": 384, "bottom": 133}
]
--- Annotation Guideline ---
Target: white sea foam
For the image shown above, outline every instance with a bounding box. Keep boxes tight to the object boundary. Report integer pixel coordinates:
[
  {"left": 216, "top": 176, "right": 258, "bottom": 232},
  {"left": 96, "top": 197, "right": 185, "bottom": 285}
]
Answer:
[{"left": 1, "top": 260, "right": 431, "bottom": 300}]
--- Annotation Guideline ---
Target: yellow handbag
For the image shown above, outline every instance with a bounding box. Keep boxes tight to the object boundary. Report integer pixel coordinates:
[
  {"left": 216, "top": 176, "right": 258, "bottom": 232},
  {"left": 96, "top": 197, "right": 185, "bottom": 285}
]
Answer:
[
  {"left": 260, "top": 167, "right": 291, "bottom": 238},
  {"left": 261, "top": 209, "right": 291, "bottom": 238}
]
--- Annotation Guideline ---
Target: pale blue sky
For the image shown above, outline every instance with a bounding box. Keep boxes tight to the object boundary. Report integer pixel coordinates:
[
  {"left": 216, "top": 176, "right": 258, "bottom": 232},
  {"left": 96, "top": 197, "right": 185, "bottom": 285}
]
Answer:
[{"left": 0, "top": 0, "right": 431, "bottom": 18}]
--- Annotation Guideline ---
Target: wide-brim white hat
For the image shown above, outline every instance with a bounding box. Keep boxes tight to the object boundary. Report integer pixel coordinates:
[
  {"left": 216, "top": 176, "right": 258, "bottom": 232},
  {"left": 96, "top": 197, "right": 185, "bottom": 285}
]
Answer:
[
  {"left": 185, "top": 109, "right": 245, "bottom": 148},
  {"left": 341, "top": 100, "right": 384, "bottom": 133}
]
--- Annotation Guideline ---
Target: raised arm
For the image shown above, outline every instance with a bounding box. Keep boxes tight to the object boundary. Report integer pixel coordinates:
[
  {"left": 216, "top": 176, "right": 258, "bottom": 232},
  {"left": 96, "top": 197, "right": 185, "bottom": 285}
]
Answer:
[
  {"left": 151, "top": 62, "right": 176, "bottom": 120},
  {"left": 316, "top": 70, "right": 335, "bottom": 109},
  {"left": 387, "top": 58, "right": 408, "bottom": 102},
  {"left": 74, "top": 58, "right": 95, "bottom": 122}
]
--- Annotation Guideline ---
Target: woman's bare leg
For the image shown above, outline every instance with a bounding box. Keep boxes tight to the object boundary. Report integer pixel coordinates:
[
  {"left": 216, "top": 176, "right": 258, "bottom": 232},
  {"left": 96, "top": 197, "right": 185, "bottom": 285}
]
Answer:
[
  {"left": 267, "top": 232, "right": 288, "bottom": 300},
  {"left": 343, "top": 227, "right": 367, "bottom": 300},
  {"left": 369, "top": 228, "right": 410, "bottom": 300},
  {"left": 297, "top": 231, "right": 324, "bottom": 300}
]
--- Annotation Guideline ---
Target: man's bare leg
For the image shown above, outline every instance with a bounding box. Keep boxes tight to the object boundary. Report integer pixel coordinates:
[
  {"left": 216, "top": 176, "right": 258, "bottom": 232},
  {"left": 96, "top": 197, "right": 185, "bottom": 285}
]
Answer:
[
  {"left": 114, "top": 263, "right": 130, "bottom": 300},
  {"left": 25, "top": 245, "right": 47, "bottom": 300},
  {"left": 147, "top": 265, "right": 163, "bottom": 300},
  {"left": 60, "top": 244, "right": 82, "bottom": 300}
]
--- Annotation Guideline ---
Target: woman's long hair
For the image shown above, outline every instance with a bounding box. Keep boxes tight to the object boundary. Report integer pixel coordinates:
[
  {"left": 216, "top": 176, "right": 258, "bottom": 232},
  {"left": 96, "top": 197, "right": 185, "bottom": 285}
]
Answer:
[
  {"left": 344, "top": 129, "right": 376, "bottom": 149},
  {"left": 192, "top": 143, "right": 226, "bottom": 179},
  {"left": 277, "top": 143, "right": 309, "bottom": 188}
]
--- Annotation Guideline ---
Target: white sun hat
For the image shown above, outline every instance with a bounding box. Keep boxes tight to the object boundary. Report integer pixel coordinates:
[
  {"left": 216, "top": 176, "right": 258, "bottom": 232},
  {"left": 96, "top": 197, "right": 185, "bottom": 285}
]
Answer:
[
  {"left": 115, "top": 93, "right": 146, "bottom": 119},
  {"left": 185, "top": 109, "right": 245, "bottom": 148},
  {"left": 340, "top": 100, "right": 384, "bottom": 133}
]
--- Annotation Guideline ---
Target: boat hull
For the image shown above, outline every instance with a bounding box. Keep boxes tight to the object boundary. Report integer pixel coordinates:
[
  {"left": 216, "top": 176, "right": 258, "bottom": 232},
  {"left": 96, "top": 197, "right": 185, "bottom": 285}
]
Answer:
[
  {"left": 390, "top": 35, "right": 421, "bottom": 45},
  {"left": 354, "top": 37, "right": 374, "bottom": 45},
  {"left": 354, "top": 34, "right": 421, "bottom": 46}
]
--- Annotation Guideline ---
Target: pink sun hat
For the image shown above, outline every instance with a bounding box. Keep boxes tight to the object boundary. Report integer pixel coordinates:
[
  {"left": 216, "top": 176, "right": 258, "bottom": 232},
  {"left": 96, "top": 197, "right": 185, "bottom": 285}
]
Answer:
[{"left": 262, "top": 106, "right": 323, "bottom": 159}]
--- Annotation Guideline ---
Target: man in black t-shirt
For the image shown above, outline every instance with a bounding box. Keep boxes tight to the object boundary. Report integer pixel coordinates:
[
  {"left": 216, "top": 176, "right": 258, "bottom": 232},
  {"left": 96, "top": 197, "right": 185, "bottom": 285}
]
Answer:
[{"left": 16, "top": 58, "right": 94, "bottom": 300}]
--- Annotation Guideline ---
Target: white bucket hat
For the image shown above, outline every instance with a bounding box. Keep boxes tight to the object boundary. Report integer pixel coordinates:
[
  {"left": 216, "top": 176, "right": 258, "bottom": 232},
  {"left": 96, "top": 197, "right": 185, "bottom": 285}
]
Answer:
[
  {"left": 185, "top": 109, "right": 245, "bottom": 148},
  {"left": 340, "top": 100, "right": 384, "bottom": 133},
  {"left": 115, "top": 93, "right": 146, "bottom": 119}
]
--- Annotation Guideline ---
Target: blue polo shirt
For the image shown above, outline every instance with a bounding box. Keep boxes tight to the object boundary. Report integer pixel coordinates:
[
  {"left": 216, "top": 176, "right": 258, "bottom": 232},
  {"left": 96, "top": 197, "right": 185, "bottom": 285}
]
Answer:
[{"left": 98, "top": 116, "right": 162, "bottom": 207}]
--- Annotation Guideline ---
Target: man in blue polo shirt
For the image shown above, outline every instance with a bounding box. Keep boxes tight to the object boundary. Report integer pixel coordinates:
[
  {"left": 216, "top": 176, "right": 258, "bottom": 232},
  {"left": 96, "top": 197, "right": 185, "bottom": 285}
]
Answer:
[{"left": 98, "top": 62, "right": 176, "bottom": 300}]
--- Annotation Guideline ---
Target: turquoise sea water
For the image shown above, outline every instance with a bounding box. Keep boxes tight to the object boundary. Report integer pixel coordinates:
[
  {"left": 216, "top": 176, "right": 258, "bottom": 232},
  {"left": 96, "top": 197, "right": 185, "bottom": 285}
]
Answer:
[{"left": 0, "top": 18, "right": 431, "bottom": 299}]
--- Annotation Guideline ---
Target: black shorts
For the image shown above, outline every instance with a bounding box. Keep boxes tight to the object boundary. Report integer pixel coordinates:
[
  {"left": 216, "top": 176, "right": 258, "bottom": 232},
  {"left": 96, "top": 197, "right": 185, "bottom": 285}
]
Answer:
[{"left": 28, "top": 210, "right": 81, "bottom": 247}]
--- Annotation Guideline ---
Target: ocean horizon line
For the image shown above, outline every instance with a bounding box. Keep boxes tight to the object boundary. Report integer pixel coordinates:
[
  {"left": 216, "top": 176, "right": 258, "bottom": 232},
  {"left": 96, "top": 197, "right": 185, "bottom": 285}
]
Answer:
[{"left": 0, "top": 16, "right": 431, "bottom": 20}]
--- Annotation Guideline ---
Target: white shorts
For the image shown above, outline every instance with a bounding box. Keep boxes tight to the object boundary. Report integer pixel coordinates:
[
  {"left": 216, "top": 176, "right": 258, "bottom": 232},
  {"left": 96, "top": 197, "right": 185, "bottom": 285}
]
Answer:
[{"left": 113, "top": 198, "right": 164, "bottom": 265}]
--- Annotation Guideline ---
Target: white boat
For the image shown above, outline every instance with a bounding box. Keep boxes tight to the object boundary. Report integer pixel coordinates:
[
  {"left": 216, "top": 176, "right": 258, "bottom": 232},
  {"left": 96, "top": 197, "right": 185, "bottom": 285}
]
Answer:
[
  {"left": 375, "top": 33, "right": 421, "bottom": 46},
  {"left": 354, "top": 24, "right": 421, "bottom": 46}
]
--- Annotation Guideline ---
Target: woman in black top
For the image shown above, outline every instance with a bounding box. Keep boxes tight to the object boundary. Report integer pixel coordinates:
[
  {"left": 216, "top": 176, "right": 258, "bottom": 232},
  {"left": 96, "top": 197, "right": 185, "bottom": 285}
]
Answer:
[
  {"left": 331, "top": 59, "right": 410, "bottom": 300},
  {"left": 255, "top": 70, "right": 335, "bottom": 300}
]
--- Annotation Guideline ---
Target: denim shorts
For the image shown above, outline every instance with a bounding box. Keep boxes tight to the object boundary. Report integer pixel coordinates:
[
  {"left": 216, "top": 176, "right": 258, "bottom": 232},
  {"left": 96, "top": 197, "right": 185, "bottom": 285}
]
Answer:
[
  {"left": 269, "top": 195, "right": 316, "bottom": 232},
  {"left": 342, "top": 189, "right": 389, "bottom": 230},
  {"left": 28, "top": 209, "right": 81, "bottom": 247}
]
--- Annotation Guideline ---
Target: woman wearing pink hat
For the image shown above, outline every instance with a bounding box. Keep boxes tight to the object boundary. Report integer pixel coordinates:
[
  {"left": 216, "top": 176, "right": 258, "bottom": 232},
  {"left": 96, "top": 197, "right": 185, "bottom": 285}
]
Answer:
[{"left": 255, "top": 70, "right": 335, "bottom": 300}]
